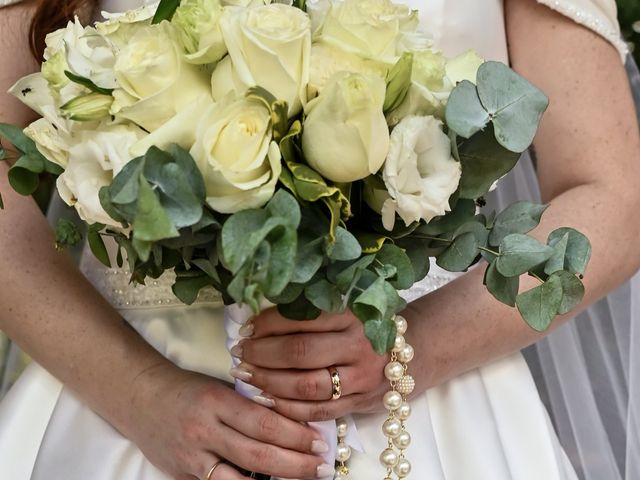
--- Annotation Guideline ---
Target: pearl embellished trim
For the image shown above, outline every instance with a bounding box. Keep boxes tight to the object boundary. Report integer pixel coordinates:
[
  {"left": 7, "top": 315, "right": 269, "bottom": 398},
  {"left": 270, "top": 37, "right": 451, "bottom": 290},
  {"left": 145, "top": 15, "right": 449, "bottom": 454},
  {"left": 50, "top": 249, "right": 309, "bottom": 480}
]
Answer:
[
  {"left": 85, "top": 266, "right": 223, "bottom": 310},
  {"left": 537, "top": 0, "right": 629, "bottom": 60}
]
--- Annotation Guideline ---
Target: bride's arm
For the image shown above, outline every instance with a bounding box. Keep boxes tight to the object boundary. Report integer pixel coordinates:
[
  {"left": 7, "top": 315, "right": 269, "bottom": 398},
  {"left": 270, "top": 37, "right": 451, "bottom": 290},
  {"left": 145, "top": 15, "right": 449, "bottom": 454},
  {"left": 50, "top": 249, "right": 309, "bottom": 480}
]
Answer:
[
  {"left": 0, "top": 5, "right": 329, "bottom": 479},
  {"left": 230, "top": 0, "right": 640, "bottom": 419}
]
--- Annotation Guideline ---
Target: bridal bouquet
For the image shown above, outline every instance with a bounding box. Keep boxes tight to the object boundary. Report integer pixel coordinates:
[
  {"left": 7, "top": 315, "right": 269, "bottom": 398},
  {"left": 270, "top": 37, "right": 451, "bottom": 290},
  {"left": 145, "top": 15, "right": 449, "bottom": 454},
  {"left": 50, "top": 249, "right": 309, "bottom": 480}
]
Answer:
[{"left": 0, "top": 0, "right": 591, "bottom": 350}]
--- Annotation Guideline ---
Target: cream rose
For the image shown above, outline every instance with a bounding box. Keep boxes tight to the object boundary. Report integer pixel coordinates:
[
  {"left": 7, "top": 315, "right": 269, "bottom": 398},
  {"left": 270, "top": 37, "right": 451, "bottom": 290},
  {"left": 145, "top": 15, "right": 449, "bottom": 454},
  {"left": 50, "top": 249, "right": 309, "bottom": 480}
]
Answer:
[
  {"left": 217, "top": 4, "right": 311, "bottom": 116},
  {"left": 314, "top": 0, "right": 418, "bottom": 64},
  {"left": 380, "top": 115, "right": 461, "bottom": 230},
  {"left": 190, "top": 96, "right": 282, "bottom": 213},
  {"left": 302, "top": 71, "right": 389, "bottom": 183},
  {"left": 172, "top": 0, "right": 227, "bottom": 64},
  {"left": 111, "top": 22, "right": 212, "bottom": 131}
]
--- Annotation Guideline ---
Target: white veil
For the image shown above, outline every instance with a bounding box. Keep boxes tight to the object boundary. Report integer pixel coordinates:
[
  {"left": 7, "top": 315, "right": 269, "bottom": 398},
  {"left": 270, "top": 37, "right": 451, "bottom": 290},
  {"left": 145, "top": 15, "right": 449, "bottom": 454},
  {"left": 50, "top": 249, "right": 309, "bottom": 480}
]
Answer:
[{"left": 486, "top": 56, "right": 640, "bottom": 480}]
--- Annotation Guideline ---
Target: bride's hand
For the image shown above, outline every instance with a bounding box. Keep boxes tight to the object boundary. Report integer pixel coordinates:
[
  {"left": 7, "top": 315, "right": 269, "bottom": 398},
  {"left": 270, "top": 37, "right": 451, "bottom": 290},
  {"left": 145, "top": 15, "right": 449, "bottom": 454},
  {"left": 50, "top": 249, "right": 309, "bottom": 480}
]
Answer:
[
  {"left": 230, "top": 308, "right": 391, "bottom": 422},
  {"left": 126, "top": 363, "right": 334, "bottom": 480}
]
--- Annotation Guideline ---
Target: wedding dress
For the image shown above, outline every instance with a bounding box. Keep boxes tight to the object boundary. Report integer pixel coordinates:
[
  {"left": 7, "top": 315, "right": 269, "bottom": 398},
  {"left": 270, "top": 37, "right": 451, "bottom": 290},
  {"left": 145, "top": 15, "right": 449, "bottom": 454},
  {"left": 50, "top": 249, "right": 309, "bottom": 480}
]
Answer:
[{"left": 0, "top": 0, "right": 631, "bottom": 479}]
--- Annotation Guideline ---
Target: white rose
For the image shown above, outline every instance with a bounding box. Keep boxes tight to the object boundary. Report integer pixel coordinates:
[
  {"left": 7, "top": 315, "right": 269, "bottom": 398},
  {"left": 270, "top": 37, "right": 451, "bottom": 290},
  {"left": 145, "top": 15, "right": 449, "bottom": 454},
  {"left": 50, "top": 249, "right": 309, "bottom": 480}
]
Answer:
[
  {"left": 190, "top": 96, "right": 282, "bottom": 213},
  {"left": 111, "top": 22, "right": 212, "bottom": 131},
  {"left": 172, "top": 0, "right": 227, "bottom": 64},
  {"left": 380, "top": 115, "right": 461, "bottom": 230},
  {"left": 302, "top": 72, "right": 389, "bottom": 183},
  {"left": 217, "top": 4, "right": 311, "bottom": 116},
  {"left": 96, "top": 3, "right": 157, "bottom": 46},
  {"left": 308, "top": 42, "right": 388, "bottom": 94},
  {"left": 57, "top": 124, "right": 145, "bottom": 227},
  {"left": 445, "top": 49, "right": 484, "bottom": 85},
  {"left": 315, "top": 0, "right": 418, "bottom": 64}
]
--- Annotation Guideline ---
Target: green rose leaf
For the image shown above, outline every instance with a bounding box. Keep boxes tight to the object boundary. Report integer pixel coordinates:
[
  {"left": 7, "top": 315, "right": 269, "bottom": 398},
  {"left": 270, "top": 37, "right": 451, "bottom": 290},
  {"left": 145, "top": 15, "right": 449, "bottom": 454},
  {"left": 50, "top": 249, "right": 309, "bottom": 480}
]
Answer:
[
  {"left": 489, "top": 201, "right": 548, "bottom": 246},
  {"left": 436, "top": 232, "right": 479, "bottom": 272},
  {"left": 445, "top": 80, "right": 491, "bottom": 138},
  {"left": 547, "top": 228, "right": 592, "bottom": 276},
  {"left": 516, "top": 274, "right": 563, "bottom": 331},
  {"left": 496, "top": 233, "right": 554, "bottom": 277},
  {"left": 550, "top": 270, "right": 585, "bottom": 315},
  {"left": 476, "top": 61, "right": 549, "bottom": 153},
  {"left": 364, "top": 318, "right": 397, "bottom": 355},
  {"left": 305, "top": 279, "right": 344, "bottom": 313},
  {"left": 485, "top": 261, "right": 519, "bottom": 307}
]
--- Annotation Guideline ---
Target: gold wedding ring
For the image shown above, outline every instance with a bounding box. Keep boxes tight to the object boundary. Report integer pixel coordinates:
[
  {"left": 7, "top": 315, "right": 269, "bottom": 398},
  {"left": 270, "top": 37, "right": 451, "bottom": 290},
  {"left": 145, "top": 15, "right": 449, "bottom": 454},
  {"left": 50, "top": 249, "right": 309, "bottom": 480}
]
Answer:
[
  {"left": 328, "top": 366, "right": 342, "bottom": 400},
  {"left": 205, "top": 460, "right": 224, "bottom": 480}
]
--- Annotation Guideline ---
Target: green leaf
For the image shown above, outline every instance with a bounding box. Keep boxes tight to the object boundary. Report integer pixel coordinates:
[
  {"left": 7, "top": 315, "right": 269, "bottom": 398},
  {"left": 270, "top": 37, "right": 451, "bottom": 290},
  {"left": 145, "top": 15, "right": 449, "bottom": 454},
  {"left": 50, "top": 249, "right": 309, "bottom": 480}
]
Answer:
[
  {"left": 64, "top": 70, "right": 113, "bottom": 96},
  {"left": 544, "top": 232, "right": 569, "bottom": 275},
  {"left": 476, "top": 62, "right": 549, "bottom": 153},
  {"left": 267, "top": 282, "right": 305, "bottom": 304},
  {"left": 489, "top": 201, "right": 548, "bottom": 246},
  {"left": 305, "top": 279, "right": 343, "bottom": 313},
  {"left": 364, "top": 318, "right": 397, "bottom": 355},
  {"left": 516, "top": 274, "right": 563, "bottom": 331},
  {"left": 265, "top": 189, "right": 301, "bottom": 227},
  {"left": 384, "top": 52, "right": 413, "bottom": 113},
  {"left": 0, "top": 123, "right": 42, "bottom": 155},
  {"left": 485, "top": 261, "right": 519, "bottom": 307},
  {"left": 436, "top": 232, "right": 479, "bottom": 272},
  {"left": 328, "top": 227, "right": 362, "bottom": 261},
  {"left": 550, "top": 270, "right": 585, "bottom": 315},
  {"left": 352, "top": 276, "right": 388, "bottom": 322},
  {"left": 172, "top": 275, "right": 212, "bottom": 305},
  {"left": 291, "top": 235, "right": 324, "bottom": 284},
  {"left": 55, "top": 218, "right": 82, "bottom": 250},
  {"left": 454, "top": 220, "right": 489, "bottom": 247},
  {"left": 153, "top": 0, "right": 181, "bottom": 23},
  {"left": 457, "top": 127, "right": 520, "bottom": 199},
  {"left": 8, "top": 165, "right": 39, "bottom": 195},
  {"left": 396, "top": 238, "right": 430, "bottom": 282},
  {"left": 417, "top": 198, "right": 477, "bottom": 235},
  {"left": 445, "top": 80, "right": 491, "bottom": 138},
  {"left": 333, "top": 255, "right": 376, "bottom": 292},
  {"left": 88, "top": 228, "right": 111, "bottom": 267},
  {"left": 221, "top": 209, "right": 269, "bottom": 273},
  {"left": 547, "top": 228, "right": 591, "bottom": 276},
  {"left": 375, "top": 244, "right": 415, "bottom": 289},
  {"left": 132, "top": 176, "right": 179, "bottom": 241},
  {"left": 110, "top": 157, "right": 144, "bottom": 205},
  {"left": 13, "top": 153, "right": 44, "bottom": 173},
  {"left": 496, "top": 234, "right": 554, "bottom": 277},
  {"left": 278, "top": 294, "right": 322, "bottom": 320}
]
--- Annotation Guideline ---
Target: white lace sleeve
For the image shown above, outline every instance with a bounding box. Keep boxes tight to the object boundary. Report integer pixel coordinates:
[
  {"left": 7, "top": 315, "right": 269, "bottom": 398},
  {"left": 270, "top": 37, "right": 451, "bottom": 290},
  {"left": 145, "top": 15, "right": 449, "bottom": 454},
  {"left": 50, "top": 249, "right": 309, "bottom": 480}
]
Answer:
[
  {"left": 537, "top": 0, "right": 629, "bottom": 61},
  {"left": 0, "top": 0, "right": 22, "bottom": 8}
]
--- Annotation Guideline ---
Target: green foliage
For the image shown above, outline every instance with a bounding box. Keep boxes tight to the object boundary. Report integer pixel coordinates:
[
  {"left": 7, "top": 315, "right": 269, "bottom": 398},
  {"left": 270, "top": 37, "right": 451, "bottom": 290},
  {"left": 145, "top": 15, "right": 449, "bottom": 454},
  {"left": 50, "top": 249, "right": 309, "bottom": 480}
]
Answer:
[
  {"left": 64, "top": 71, "right": 114, "bottom": 96},
  {"left": 55, "top": 219, "right": 83, "bottom": 250},
  {"left": 153, "top": 0, "right": 181, "bottom": 24},
  {"left": 384, "top": 53, "right": 413, "bottom": 113}
]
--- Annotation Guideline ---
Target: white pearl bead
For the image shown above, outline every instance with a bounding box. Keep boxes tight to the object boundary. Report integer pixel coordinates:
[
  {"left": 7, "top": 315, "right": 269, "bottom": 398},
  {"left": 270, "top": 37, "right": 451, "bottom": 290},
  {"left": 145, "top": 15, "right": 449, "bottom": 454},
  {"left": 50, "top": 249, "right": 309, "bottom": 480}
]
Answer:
[
  {"left": 336, "top": 442, "right": 352, "bottom": 462},
  {"left": 393, "top": 431, "right": 411, "bottom": 450},
  {"left": 384, "top": 361, "right": 404, "bottom": 381},
  {"left": 383, "top": 391, "right": 403, "bottom": 411},
  {"left": 336, "top": 418, "right": 348, "bottom": 438},
  {"left": 397, "top": 402, "right": 412, "bottom": 420},
  {"left": 393, "top": 335, "right": 406, "bottom": 352},
  {"left": 394, "top": 458, "right": 412, "bottom": 477},
  {"left": 395, "top": 315, "right": 408, "bottom": 335},
  {"left": 396, "top": 375, "right": 415, "bottom": 395},
  {"left": 379, "top": 448, "right": 399, "bottom": 468},
  {"left": 398, "top": 344, "right": 414, "bottom": 363},
  {"left": 382, "top": 418, "right": 402, "bottom": 438}
]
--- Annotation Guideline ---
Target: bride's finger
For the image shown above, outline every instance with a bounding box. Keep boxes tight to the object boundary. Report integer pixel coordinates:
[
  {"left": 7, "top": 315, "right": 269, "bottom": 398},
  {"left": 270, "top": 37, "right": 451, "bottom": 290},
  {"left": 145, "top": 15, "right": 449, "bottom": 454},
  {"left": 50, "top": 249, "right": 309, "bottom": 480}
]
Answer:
[
  {"left": 250, "top": 307, "right": 354, "bottom": 339},
  {"left": 239, "top": 332, "right": 360, "bottom": 369},
  {"left": 201, "top": 461, "right": 253, "bottom": 480},
  {"left": 215, "top": 424, "right": 333, "bottom": 479},
  {"left": 269, "top": 395, "right": 371, "bottom": 423},
  {"left": 232, "top": 363, "right": 373, "bottom": 400}
]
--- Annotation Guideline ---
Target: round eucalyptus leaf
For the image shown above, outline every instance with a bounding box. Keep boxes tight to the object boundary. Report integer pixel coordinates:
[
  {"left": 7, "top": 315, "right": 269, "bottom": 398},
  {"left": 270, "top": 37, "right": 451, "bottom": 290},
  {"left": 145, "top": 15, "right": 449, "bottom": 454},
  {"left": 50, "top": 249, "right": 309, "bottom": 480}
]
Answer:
[
  {"left": 496, "top": 233, "right": 554, "bottom": 277},
  {"left": 436, "top": 232, "right": 479, "bottom": 272},
  {"left": 445, "top": 80, "right": 491, "bottom": 138},
  {"left": 550, "top": 270, "right": 585, "bottom": 315},
  {"left": 489, "top": 201, "right": 548, "bottom": 246},
  {"left": 516, "top": 274, "right": 563, "bottom": 331},
  {"left": 485, "top": 261, "right": 519, "bottom": 307}
]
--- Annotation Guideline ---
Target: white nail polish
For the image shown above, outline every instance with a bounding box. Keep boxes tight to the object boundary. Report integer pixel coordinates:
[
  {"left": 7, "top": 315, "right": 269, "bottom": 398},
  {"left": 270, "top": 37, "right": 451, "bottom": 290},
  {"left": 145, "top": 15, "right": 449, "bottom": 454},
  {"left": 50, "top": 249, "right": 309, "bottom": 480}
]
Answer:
[
  {"left": 230, "top": 344, "right": 243, "bottom": 358},
  {"left": 316, "top": 463, "right": 335, "bottom": 478},
  {"left": 239, "top": 322, "right": 254, "bottom": 337},
  {"left": 229, "top": 367, "right": 252, "bottom": 382},
  {"left": 252, "top": 394, "right": 275, "bottom": 408},
  {"left": 311, "top": 439, "right": 329, "bottom": 454}
]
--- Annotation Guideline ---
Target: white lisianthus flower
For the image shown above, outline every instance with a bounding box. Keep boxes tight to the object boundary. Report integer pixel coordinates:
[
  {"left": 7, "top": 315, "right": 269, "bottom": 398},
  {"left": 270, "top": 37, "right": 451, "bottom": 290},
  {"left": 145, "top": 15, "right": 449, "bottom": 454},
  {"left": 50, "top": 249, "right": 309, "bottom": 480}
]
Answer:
[
  {"left": 302, "top": 72, "right": 389, "bottom": 183},
  {"left": 380, "top": 115, "right": 461, "bottom": 230},
  {"left": 111, "top": 22, "right": 212, "bottom": 131},
  {"left": 314, "top": 0, "right": 418, "bottom": 64},
  {"left": 217, "top": 3, "right": 311, "bottom": 116},
  {"left": 308, "top": 42, "right": 388, "bottom": 94},
  {"left": 190, "top": 96, "right": 281, "bottom": 213},
  {"left": 57, "top": 124, "right": 146, "bottom": 227},
  {"left": 172, "top": 0, "right": 227, "bottom": 64},
  {"left": 24, "top": 119, "right": 71, "bottom": 168},
  {"left": 97, "top": 3, "right": 157, "bottom": 46}
]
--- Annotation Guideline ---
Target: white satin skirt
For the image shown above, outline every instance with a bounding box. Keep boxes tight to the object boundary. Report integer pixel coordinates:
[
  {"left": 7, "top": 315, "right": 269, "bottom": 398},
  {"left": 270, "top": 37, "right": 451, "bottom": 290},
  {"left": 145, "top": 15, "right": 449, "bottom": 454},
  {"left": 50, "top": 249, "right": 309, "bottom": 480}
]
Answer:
[{"left": 0, "top": 298, "right": 578, "bottom": 480}]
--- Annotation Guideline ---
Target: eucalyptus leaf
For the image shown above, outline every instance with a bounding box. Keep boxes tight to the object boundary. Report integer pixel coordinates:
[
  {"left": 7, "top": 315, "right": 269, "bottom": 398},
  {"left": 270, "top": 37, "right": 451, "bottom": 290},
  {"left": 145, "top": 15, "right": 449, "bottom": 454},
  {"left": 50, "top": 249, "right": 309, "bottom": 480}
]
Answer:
[
  {"left": 516, "top": 274, "right": 563, "bottom": 331},
  {"left": 364, "top": 318, "right": 397, "bottom": 355},
  {"left": 396, "top": 238, "right": 430, "bottom": 282},
  {"left": 547, "top": 228, "right": 591, "bottom": 275},
  {"left": 13, "top": 153, "right": 44, "bottom": 173},
  {"left": 88, "top": 229, "right": 111, "bottom": 268},
  {"left": 436, "top": 232, "right": 479, "bottom": 272},
  {"left": 489, "top": 201, "right": 548, "bottom": 246},
  {"left": 544, "top": 232, "right": 569, "bottom": 275},
  {"left": 375, "top": 244, "right": 415, "bottom": 289},
  {"left": 305, "top": 279, "right": 343, "bottom": 313},
  {"left": 416, "top": 198, "right": 476, "bottom": 235},
  {"left": 445, "top": 80, "right": 491, "bottom": 138},
  {"left": 496, "top": 234, "right": 554, "bottom": 277},
  {"left": 0, "top": 123, "right": 43, "bottom": 155},
  {"left": 329, "top": 227, "right": 362, "bottom": 261},
  {"left": 268, "top": 282, "right": 305, "bottom": 304},
  {"left": 172, "top": 275, "right": 212, "bottom": 305},
  {"left": 551, "top": 270, "right": 585, "bottom": 315},
  {"left": 485, "top": 261, "right": 519, "bottom": 307},
  {"left": 8, "top": 165, "right": 39, "bottom": 195},
  {"left": 278, "top": 294, "right": 322, "bottom": 320},
  {"left": 132, "top": 177, "right": 179, "bottom": 241},
  {"left": 333, "top": 255, "right": 376, "bottom": 292},
  {"left": 291, "top": 236, "right": 324, "bottom": 284}
]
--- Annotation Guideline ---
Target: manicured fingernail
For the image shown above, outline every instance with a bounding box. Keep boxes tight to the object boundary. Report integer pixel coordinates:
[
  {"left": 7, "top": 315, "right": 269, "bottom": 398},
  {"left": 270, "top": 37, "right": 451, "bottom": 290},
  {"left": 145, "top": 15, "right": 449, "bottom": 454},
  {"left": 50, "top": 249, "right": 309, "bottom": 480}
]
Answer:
[
  {"left": 239, "top": 321, "right": 254, "bottom": 337},
  {"left": 316, "top": 463, "right": 335, "bottom": 478},
  {"left": 252, "top": 393, "right": 275, "bottom": 408},
  {"left": 311, "top": 439, "right": 329, "bottom": 454},
  {"left": 230, "top": 343, "right": 243, "bottom": 358},
  {"left": 229, "top": 366, "right": 252, "bottom": 382}
]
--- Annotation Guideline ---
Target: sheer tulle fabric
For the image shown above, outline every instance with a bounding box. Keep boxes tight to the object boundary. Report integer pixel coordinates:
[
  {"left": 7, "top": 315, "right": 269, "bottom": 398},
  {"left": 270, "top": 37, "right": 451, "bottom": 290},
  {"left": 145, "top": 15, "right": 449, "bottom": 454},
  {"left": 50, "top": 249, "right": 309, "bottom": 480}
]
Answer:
[{"left": 487, "top": 57, "right": 640, "bottom": 480}]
